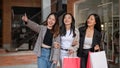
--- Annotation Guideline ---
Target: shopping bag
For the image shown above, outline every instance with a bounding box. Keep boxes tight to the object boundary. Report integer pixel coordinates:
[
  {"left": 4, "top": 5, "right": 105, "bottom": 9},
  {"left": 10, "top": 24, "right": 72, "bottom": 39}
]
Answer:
[
  {"left": 63, "top": 57, "right": 80, "bottom": 68},
  {"left": 88, "top": 51, "right": 108, "bottom": 68},
  {"left": 86, "top": 52, "right": 92, "bottom": 68}
]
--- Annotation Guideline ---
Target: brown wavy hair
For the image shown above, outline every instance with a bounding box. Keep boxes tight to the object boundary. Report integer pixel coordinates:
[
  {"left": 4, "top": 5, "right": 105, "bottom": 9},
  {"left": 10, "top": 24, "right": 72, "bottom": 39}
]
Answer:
[{"left": 43, "top": 12, "right": 60, "bottom": 38}]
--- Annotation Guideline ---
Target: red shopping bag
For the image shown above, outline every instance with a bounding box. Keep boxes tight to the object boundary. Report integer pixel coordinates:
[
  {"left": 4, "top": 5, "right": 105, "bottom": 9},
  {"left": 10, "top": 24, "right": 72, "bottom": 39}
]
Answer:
[
  {"left": 86, "top": 52, "right": 91, "bottom": 68},
  {"left": 63, "top": 57, "right": 80, "bottom": 68}
]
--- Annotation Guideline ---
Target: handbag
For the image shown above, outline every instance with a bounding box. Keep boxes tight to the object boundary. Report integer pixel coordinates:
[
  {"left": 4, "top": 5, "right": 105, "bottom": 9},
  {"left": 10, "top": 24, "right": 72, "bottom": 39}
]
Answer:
[
  {"left": 63, "top": 57, "right": 80, "bottom": 68},
  {"left": 50, "top": 63, "right": 57, "bottom": 68},
  {"left": 87, "top": 51, "right": 108, "bottom": 68}
]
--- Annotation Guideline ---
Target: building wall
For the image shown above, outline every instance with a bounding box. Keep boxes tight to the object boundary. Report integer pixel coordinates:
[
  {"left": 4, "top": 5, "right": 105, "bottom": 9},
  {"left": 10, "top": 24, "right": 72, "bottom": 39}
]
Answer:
[
  {"left": 2, "top": 0, "right": 83, "bottom": 50},
  {"left": 2, "top": 0, "right": 41, "bottom": 50},
  {"left": 0, "top": 1, "right": 2, "bottom": 10},
  {"left": 67, "top": 0, "right": 79, "bottom": 15},
  {"left": 0, "top": 0, "right": 2, "bottom": 47},
  {"left": 51, "top": 0, "right": 56, "bottom": 12}
]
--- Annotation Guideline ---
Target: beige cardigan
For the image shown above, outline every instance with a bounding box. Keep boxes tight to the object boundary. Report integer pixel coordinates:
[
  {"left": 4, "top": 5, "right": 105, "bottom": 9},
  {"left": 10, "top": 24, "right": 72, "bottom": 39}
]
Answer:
[
  {"left": 26, "top": 20, "right": 60, "bottom": 61},
  {"left": 68, "top": 28, "right": 79, "bottom": 57}
]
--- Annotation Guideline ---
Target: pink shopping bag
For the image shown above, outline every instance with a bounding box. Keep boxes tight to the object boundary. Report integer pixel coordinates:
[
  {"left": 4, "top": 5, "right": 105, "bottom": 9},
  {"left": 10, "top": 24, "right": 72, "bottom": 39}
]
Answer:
[
  {"left": 63, "top": 57, "right": 80, "bottom": 68},
  {"left": 87, "top": 52, "right": 92, "bottom": 68}
]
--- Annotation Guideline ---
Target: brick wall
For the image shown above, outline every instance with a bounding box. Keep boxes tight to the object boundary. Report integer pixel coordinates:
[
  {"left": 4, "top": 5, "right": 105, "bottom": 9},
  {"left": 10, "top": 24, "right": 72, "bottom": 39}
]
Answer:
[
  {"left": 2, "top": 0, "right": 80, "bottom": 49},
  {"left": 51, "top": 0, "right": 57, "bottom": 12},
  {"left": 51, "top": 0, "right": 80, "bottom": 15},
  {"left": 67, "top": 0, "right": 79, "bottom": 15}
]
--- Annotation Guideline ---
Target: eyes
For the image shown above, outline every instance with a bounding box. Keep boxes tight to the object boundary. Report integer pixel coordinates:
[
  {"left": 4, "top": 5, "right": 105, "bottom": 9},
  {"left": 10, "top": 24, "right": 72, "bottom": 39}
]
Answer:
[
  {"left": 48, "top": 15, "right": 56, "bottom": 22},
  {"left": 48, "top": 17, "right": 55, "bottom": 22},
  {"left": 64, "top": 15, "right": 72, "bottom": 20},
  {"left": 88, "top": 15, "right": 95, "bottom": 22}
]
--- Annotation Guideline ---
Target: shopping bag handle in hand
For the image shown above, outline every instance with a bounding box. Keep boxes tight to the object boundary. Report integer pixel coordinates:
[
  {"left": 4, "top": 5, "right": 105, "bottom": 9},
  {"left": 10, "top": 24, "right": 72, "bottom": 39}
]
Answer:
[
  {"left": 50, "top": 63, "right": 57, "bottom": 68},
  {"left": 94, "top": 49, "right": 100, "bottom": 52},
  {"left": 94, "top": 47, "right": 102, "bottom": 52}
]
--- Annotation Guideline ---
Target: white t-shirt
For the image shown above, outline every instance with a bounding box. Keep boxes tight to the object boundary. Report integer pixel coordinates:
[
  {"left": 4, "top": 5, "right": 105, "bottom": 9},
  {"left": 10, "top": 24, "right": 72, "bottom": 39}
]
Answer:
[
  {"left": 83, "top": 37, "right": 93, "bottom": 49},
  {"left": 60, "top": 30, "right": 74, "bottom": 61}
]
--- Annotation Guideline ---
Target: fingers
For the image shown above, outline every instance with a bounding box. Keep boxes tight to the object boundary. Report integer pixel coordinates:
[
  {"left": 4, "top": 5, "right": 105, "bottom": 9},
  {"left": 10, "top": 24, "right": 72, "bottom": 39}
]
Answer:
[
  {"left": 22, "top": 13, "right": 28, "bottom": 22},
  {"left": 54, "top": 42, "right": 60, "bottom": 48},
  {"left": 72, "top": 41, "right": 78, "bottom": 46},
  {"left": 68, "top": 49, "right": 74, "bottom": 55},
  {"left": 94, "top": 45, "right": 100, "bottom": 50},
  {"left": 53, "top": 60, "right": 57, "bottom": 64},
  {"left": 55, "top": 44, "right": 60, "bottom": 48},
  {"left": 25, "top": 13, "right": 27, "bottom": 17}
]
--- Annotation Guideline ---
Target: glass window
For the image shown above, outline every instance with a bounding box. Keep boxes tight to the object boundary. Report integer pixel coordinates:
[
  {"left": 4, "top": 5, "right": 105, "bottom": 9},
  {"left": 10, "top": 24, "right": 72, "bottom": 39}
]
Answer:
[{"left": 74, "top": 0, "right": 119, "bottom": 67}]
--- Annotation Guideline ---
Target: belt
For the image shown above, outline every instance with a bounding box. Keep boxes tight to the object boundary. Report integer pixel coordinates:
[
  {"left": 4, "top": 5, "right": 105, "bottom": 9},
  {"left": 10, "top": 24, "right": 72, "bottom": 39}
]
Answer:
[{"left": 61, "top": 48, "right": 69, "bottom": 51}]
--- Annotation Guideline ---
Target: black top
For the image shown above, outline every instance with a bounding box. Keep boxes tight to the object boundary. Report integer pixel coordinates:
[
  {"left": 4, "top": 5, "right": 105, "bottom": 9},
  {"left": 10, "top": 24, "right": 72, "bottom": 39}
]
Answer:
[{"left": 43, "top": 28, "right": 53, "bottom": 46}]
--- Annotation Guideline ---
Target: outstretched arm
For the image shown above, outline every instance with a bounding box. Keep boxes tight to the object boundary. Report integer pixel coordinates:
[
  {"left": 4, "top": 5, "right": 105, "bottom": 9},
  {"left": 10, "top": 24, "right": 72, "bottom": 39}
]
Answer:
[{"left": 22, "top": 13, "right": 41, "bottom": 33}]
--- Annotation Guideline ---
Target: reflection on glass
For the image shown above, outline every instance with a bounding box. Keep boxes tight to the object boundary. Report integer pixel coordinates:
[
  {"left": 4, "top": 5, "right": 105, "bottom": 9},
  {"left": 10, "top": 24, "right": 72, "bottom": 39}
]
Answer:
[
  {"left": 98, "top": 2, "right": 113, "bottom": 61},
  {"left": 74, "top": 0, "right": 119, "bottom": 64}
]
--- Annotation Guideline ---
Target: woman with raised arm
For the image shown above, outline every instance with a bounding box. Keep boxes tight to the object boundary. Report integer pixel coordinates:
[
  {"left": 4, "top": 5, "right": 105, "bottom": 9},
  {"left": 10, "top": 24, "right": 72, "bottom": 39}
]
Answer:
[{"left": 22, "top": 12, "right": 60, "bottom": 68}]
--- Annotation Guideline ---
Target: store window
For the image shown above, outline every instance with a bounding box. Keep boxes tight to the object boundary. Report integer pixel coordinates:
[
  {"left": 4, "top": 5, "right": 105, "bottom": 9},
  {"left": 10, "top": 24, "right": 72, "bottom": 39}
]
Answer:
[
  {"left": 11, "top": 7, "right": 41, "bottom": 50},
  {"left": 74, "top": 0, "right": 119, "bottom": 67}
]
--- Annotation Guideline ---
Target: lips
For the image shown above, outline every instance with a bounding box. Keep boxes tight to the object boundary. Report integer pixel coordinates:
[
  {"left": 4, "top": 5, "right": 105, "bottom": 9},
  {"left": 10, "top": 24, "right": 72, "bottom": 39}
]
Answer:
[
  {"left": 87, "top": 21, "right": 91, "bottom": 24},
  {"left": 65, "top": 20, "right": 70, "bottom": 23},
  {"left": 48, "top": 21, "right": 54, "bottom": 26},
  {"left": 49, "top": 22, "right": 53, "bottom": 25}
]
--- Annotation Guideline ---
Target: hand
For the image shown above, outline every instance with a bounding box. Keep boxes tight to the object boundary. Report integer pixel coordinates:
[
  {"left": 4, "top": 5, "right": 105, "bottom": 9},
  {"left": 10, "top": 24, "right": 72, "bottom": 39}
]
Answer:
[
  {"left": 53, "top": 60, "right": 57, "bottom": 64},
  {"left": 68, "top": 49, "right": 74, "bottom": 55},
  {"left": 72, "top": 40, "right": 78, "bottom": 46},
  {"left": 22, "top": 13, "right": 28, "bottom": 22},
  {"left": 54, "top": 43, "right": 60, "bottom": 49},
  {"left": 94, "top": 45, "right": 100, "bottom": 51}
]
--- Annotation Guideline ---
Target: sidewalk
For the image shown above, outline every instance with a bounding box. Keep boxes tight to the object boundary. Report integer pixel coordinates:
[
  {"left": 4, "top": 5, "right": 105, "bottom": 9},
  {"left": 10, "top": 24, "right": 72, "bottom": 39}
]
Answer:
[
  {"left": 0, "top": 64, "right": 37, "bottom": 68},
  {"left": 0, "top": 49, "right": 118, "bottom": 68},
  {"left": 0, "top": 50, "right": 37, "bottom": 68}
]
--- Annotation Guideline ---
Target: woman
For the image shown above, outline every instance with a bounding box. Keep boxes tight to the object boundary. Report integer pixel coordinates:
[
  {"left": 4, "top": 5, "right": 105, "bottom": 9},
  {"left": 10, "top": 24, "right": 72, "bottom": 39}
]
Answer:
[
  {"left": 77, "top": 13, "right": 102, "bottom": 68},
  {"left": 22, "top": 12, "right": 60, "bottom": 68},
  {"left": 60, "top": 13, "right": 79, "bottom": 66}
]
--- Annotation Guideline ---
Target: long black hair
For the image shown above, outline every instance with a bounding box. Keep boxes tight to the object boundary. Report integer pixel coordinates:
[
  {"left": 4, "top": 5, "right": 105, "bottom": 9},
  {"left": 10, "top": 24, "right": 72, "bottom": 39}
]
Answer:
[
  {"left": 85, "top": 13, "right": 101, "bottom": 32},
  {"left": 60, "top": 13, "right": 76, "bottom": 37}
]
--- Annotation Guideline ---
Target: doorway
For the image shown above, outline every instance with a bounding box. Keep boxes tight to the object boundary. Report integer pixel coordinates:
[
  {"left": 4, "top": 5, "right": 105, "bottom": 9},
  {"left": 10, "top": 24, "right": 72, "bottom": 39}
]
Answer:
[
  {"left": 0, "top": 0, "right": 2, "bottom": 48},
  {"left": 11, "top": 6, "right": 41, "bottom": 50}
]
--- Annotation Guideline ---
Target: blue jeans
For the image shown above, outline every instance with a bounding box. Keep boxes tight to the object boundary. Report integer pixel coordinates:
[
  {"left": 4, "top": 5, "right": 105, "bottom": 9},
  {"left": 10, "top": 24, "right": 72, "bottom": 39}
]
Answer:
[{"left": 37, "top": 48, "right": 52, "bottom": 68}]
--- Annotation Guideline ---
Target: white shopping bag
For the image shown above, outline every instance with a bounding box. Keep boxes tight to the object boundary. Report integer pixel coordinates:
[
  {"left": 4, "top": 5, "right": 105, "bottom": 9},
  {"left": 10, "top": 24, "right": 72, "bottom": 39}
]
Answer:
[{"left": 90, "top": 51, "right": 108, "bottom": 68}]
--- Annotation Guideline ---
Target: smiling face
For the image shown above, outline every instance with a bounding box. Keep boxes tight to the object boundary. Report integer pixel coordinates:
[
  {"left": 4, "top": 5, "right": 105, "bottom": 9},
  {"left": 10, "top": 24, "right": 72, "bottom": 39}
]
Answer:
[
  {"left": 63, "top": 14, "right": 72, "bottom": 25},
  {"left": 87, "top": 15, "right": 96, "bottom": 27},
  {"left": 47, "top": 14, "right": 56, "bottom": 27}
]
